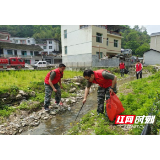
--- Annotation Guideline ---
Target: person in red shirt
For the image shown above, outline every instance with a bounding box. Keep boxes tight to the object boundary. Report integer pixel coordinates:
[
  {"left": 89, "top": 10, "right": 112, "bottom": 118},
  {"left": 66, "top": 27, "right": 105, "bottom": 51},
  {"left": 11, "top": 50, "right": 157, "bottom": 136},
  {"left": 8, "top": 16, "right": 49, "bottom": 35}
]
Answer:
[
  {"left": 119, "top": 61, "right": 125, "bottom": 77},
  {"left": 44, "top": 64, "right": 66, "bottom": 111},
  {"left": 135, "top": 60, "right": 143, "bottom": 79},
  {"left": 83, "top": 69, "right": 117, "bottom": 116}
]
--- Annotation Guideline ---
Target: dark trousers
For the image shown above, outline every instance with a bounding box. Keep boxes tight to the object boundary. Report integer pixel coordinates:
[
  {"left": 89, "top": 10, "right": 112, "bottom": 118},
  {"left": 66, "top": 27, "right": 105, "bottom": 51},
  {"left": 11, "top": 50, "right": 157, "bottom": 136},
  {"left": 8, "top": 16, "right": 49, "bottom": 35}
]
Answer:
[
  {"left": 44, "top": 83, "right": 61, "bottom": 109},
  {"left": 97, "top": 86, "right": 117, "bottom": 115},
  {"left": 136, "top": 71, "right": 142, "bottom": 79},
  {"left": 120, "top": 69, "right": 124, "bottom": 77}
]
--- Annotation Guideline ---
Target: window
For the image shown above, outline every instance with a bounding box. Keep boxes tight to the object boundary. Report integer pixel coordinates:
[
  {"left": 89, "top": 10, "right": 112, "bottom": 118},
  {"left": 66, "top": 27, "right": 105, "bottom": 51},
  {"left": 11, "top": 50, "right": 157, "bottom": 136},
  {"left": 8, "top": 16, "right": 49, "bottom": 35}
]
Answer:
[
  {"left": 18, "top": 59, "right": 24, "bottom": 62},
  {"left": 49, "top": 41, "right": 52, "bottom": 44},
  {"left": 21, "top": 51, "right": 27, "bottom": 56},
  {"left": 34, "top": 51, "right": 39, "bottom": 56},
  {"left": 24, "top": 60, "right": 30, "bottom": 64},
  {"left": 11, "top": 59, "right": 16, "bottom": 62},
  {"left": 43, "top": 62, "right": 46, "bottom": 64},
  {"left": 28, "top": 40, "right": 30, "bottom": 43},
  {"left": 14, "top": 50, "right": 17, "bottom": 55},
  {"left": 43, "top": 46, "right": 46, "bottom": 49},
  {"left": 65, "top": 46, "right": 67, "bottom": 54},
  {"left": 49, "top": 46, "right": 52, "bottom": 49},
  {"left": 96, "top": 33, "right": 103, "bottom": 43},
  {"left": 38, "top": 62, "right": 42, "bottom": 64},
  {"left": 45, "top": 59, "right": 51, "bottom": 64},
  {"left": 30, "top": 51, "right": 33, "bottom": 56},
  {"left": 21, "top": 40, "right": 25, "bottom": 44},
  {"left": 64, "top": 30, "right": 67, "bottom": 38},
  {"left": 7, "top": 50, "right": 13, "bottom": 55},
  {"left": 96, "top": 52, "right": 103, "bottom": 59},
  {"left": 114, "top": 40, "right": 118, "bottom": 47},
  {"left": 107, "top": 38, "right": 109, "bottom": 46}
]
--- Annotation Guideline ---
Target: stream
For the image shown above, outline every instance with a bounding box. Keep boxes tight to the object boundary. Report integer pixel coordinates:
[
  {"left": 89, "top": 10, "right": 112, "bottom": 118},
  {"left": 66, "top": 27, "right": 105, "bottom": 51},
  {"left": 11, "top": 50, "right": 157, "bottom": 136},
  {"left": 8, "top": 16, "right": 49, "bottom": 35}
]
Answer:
[{"left": 21, "top": 71, "right": 152, "bottom": 135}]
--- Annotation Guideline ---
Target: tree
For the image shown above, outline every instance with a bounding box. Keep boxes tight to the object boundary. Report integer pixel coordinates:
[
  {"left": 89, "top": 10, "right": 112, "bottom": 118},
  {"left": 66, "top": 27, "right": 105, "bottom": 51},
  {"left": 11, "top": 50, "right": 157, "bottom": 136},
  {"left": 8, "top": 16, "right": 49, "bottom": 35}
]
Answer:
[
  {"left": 135, "top": 43, "right": 150, "bottom": 57},
  {"left": 120, "top": 25, "right": 150, "bottom": 56}
]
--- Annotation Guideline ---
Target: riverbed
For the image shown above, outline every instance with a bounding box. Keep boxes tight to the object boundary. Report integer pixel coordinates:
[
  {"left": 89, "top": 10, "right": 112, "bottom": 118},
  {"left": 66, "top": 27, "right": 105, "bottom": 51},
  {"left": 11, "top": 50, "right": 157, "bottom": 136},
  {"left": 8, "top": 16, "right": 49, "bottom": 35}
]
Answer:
[{"left": 21, "top": 71, "right": 151, "bottom": 135}]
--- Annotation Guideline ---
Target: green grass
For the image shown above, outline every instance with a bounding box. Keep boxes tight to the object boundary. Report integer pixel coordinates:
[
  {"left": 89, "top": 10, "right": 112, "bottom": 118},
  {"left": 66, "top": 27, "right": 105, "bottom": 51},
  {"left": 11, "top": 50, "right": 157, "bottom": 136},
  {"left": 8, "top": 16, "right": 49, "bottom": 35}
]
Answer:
[
  {"left": 0, "top": 70, "right": 83, "bottom": 93},
  {"left": 68, "top": 71, "right": 160, "bottom": 135}
]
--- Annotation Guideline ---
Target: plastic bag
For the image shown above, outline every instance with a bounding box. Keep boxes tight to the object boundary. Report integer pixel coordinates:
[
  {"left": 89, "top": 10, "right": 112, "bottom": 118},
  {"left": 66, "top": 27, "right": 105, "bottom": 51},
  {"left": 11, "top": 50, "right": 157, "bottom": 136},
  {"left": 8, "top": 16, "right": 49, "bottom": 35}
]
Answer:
[
  {"left": 111, "top": 93, "right": 124, "bottom": 115},
  {"left": 106, "top": 93, "right": 125, "bottom": 121},
  {"left": 124, "top": 69, "right": 129, "bottom": 74},
  {"left": 106, "top": 98, "right": 117, "bottom": 121}
]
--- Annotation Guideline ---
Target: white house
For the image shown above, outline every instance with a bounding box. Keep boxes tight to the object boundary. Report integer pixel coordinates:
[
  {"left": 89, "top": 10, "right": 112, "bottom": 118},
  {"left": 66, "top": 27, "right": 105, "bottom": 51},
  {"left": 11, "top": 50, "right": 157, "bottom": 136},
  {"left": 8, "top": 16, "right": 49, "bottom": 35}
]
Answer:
[
  {"left": 37, "top": 39, "right": 59, "bottom": 55},
  {"left": 61, "top": 25, "right": 123, "bottom": 67},
  {"left": 144, "top": 49, "right": 160, "bottom": 65},
  {"left": 0, "top": 41, "right": 43, "bottom": 65},
  {"left": 10, "top": 37, "right": 36, "bottom": 45}
]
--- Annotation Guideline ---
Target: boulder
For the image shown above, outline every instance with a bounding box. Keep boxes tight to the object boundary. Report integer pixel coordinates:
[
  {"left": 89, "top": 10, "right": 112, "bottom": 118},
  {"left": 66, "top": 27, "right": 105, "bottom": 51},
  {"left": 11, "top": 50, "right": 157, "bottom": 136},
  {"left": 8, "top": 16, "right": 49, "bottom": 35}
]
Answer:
[
  {"left": 69, "top": 88, "right": 76, "bottom": 93},
  {"left": 19, "top": 90, "right": 28, "bottom": 96},
  {"left": 29, "top": 91, "right": 36, "bottom": 97},
  {"left": 16, "top": 94, "right": 23, "bottom": 100},
  {"left": 73, "top": 82, "right": 81, "bottom": 86}
]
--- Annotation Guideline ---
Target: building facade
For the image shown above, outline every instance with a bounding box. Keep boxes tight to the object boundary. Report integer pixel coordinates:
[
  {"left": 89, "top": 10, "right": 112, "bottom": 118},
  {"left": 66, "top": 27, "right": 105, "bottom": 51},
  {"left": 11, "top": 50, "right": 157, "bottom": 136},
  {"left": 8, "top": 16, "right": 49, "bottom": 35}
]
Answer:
[
  {"left": 0, "top": 42, "right": 43, "bottom": 65},
  {"left": 144, "top": 49, "right": 160, "bottom": 65},
  {"left": 61, "top": 25, "right": 122, "bottom": 67},
  {"left": 0, "top": 34, "right": 61, "bottom": 65},
  {"left": 150, "top": 32, "right": 160, "bottom": 51},
  {"left": 10, "top": 37, "right": 36, "bottom": 45},
  {"left": 37, "top": 39, "right": 59, "bottom": 55},
  {"left": 0, "top": 32, "right": 11, "bottom": 43}
]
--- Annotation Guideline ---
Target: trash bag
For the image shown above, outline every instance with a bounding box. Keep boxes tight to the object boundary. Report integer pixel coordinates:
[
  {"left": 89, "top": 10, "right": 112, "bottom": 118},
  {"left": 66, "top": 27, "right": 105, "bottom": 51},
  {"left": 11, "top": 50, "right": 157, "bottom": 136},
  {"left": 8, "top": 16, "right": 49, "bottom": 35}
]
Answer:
[
  {"left": 111, "top": 93, "right": 125, "bottom": 115},
  {"left": 106, "top": 93, "right": 125, "bottom": 121},
  {"left": 106, "top": 98, "right": 117, "bottom": 121},
  {"left": 124, "top": 69, "right": 129, "bottom": 74}
]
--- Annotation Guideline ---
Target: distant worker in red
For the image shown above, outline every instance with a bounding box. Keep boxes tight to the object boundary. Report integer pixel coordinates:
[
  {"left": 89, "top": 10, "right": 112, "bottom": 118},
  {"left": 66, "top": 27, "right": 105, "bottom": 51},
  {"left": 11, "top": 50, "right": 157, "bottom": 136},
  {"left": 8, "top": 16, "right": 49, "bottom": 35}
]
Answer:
[
  {"left": 119, "top": 61, "right": 125, "bottom": 77},
  {"left": 44, "top": 64, "right": 66, "bottom": 111},
  {"left": 135, "top": 60, "right": 143, "bottom": 79}
]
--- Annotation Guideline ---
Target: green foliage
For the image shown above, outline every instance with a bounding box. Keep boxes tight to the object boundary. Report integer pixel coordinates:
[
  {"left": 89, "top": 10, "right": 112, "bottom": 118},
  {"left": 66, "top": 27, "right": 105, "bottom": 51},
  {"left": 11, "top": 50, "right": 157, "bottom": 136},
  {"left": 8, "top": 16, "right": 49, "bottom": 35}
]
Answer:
[
  {"left": 0, "top": 105, "right": 16, "bottom": 117},
  {"left": 135, "top": 43, "right": 150, "bottom": 57},
  {"left": 0, "top": 25, "right": 61, "bottom": 51},
  {"left": 120, "top": 25, "right": 150, "bottom": 56},
  {"left": 68, "top": 71, "right": 160, "bottom": 135}
]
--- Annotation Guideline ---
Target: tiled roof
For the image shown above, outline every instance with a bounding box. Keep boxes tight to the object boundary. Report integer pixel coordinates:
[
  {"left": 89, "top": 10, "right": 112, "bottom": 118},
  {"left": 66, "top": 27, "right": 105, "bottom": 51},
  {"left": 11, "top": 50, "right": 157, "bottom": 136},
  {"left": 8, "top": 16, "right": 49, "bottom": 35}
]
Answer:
[
  {"left": 144, "top": 49, "right": 160, "bottom": 53},
  {"left": 150, "top": 32, "right": 160, "bottom": 36}
]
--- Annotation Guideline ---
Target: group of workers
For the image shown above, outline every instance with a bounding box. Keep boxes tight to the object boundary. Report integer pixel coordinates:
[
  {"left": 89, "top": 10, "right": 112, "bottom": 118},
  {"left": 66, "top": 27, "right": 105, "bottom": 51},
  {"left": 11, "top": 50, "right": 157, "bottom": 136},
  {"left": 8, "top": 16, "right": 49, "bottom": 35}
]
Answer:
[{"left": 43, "top": 60, "right": 143, "bottom": 117}]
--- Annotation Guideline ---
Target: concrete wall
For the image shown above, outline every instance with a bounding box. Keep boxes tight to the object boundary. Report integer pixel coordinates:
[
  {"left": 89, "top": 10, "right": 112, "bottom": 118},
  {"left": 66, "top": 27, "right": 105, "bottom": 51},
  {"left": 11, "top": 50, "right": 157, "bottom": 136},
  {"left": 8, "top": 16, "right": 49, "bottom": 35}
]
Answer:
[
  {"left": 92, "top": 55, "right": 119, "bottom": 67},
  {"left": 62, "top": 53, "right": 92, "bottom": 67},
  {"left": 150, "top": 35, "right": 160, "bottom": 51},
  {"left": 61, "top": 25, "right": 92, "bottom": 63},
  {"left": 144, "top": 50, "right": 160, "bottom": 65}
]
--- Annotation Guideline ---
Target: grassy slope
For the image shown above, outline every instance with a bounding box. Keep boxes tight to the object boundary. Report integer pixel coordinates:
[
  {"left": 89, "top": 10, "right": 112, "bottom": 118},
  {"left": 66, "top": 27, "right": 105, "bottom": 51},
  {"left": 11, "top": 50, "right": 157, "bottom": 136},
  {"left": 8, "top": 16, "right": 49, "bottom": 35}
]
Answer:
[{"left": 68, "top": 69, "right": 160, "bottom": 135}]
